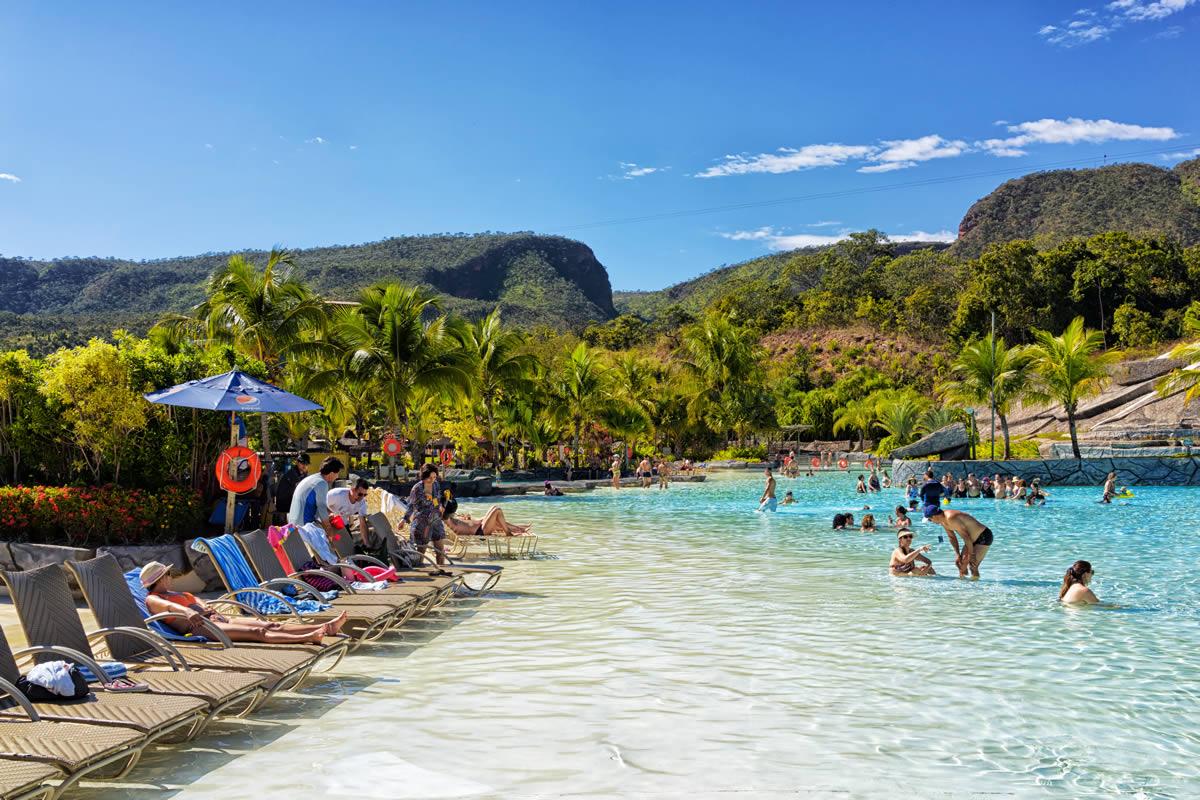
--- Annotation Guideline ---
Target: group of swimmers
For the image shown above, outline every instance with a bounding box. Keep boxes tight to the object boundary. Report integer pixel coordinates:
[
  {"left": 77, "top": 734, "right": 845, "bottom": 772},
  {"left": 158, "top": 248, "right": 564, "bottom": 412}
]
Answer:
[
  {"left": 611, "top": 455, "right": 672, "bottom": 490},
  {"left": 899, "top": 472, "right": 1047, "bottom": 507}
]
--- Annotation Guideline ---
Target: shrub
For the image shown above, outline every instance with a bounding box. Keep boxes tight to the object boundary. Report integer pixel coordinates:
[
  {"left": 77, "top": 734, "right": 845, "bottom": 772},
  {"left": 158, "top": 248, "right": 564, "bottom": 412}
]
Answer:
[
  {"left": 711, "top": 445, "right": 768, "bottom": 461},
  {"left": 0, "top": 485, "right": 205, "bottom": 548}
]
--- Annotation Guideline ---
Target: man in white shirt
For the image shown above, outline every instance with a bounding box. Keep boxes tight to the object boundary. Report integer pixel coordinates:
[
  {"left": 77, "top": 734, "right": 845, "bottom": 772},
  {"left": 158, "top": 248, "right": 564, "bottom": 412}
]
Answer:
[
  {"left": 287, "top": 457, "right": 342, "bottom": 530},
  {"left": 327, "top": 477, "right": 371, "bottom": 548}
]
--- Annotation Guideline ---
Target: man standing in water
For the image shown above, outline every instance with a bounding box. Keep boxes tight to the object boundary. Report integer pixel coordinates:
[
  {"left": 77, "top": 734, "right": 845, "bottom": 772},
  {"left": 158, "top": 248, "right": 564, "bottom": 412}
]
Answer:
[
  {"left": 918, "top": 468, "right": 944, "bottom": 514},
  {"left": 637, "top": 456, "right": 652, "bottom": 488},
  {"left": 758, "top": 466, "right": 778, "bottom": 512},
  {"left": 926, "top": 506, "right": 993, "bottom": 579}
]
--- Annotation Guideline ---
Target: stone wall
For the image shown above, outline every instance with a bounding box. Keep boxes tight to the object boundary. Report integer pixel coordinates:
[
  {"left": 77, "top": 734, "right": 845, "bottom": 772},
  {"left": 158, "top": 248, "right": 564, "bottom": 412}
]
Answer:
[{"left": 890, "top": 456, "right": 1200, "bottom": 486}]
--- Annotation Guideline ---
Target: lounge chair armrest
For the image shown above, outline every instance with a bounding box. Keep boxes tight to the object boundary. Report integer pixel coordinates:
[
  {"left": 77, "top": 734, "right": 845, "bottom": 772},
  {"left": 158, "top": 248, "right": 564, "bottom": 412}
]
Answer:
[
  {"left": 144, "top": 613, "right": 235, "bottom": 648},
  {"left": 216, "top": 587, "right": 305, "bottom": 621},
  {"left": 260, "top": 577, "right": 329, "bottom": 602},
  {"left": 0, "top": 676, "right": 39, "bottom": 721},
  {"left": 288, "top": 569, "right": 353, "bottom": 592},
  {"left": 332, "top": 561, "right": 376, "bottom": 583},
  {"left": 346, "top": 553, "right": 389, "bottom": 569},
  {"left": 203, "top": 599, "right": 269, "bottom": 620},
  {"left": 86, "top": 627, "right": 190, "bottom": 671},
  {"left": 14, "top": 645, "right": 113, "bottom": 688}
]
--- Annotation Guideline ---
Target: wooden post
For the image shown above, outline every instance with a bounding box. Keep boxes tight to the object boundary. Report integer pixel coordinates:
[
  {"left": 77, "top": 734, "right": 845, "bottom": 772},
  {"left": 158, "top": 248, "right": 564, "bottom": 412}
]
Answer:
[{"left": 224, "top": 412, "right": 237, "bottom": 533}]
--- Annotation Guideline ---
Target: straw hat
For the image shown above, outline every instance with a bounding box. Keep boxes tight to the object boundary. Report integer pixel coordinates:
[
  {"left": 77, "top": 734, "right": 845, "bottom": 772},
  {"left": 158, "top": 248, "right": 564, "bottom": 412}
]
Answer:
[
  {"left": 897, "top": 529, "right": 915, "bottom": 540},
  {"left": 139, "top": 561, "right": 170, "bottom": 588}
]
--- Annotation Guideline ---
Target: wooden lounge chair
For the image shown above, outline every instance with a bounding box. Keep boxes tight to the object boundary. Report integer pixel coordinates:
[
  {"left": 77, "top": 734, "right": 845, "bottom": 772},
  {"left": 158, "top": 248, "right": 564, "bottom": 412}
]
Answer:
[
  {"left": 65, "top": 555, "right": 338, "bottom": 694},
  {"left": 0, "top": 759, "right": 61, "bottom": 800},
  {"left": 366, "top": 512, "right": 503, "bottom": 594},
  {"left": 0, "top": 566, "right": 236, "bottom": 740},
  {"left": 190, "top": 535, "right": 399, "bottom": 646},
  {"left": 0, "top": 677, "right": 145, "bottom": 800},
  {"left": 235, "top": 530, "right": 420, "bottom": 627}
]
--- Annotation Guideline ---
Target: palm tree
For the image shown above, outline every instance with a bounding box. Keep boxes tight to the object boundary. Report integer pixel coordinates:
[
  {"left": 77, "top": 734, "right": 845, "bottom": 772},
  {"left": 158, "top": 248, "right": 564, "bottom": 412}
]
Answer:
[
  {"left": 550, "top": 343, "right": 611, "bottom": 480},
  {"left": 678, "top": 315, "right": 764, "bottom": 442},
  {"left": 833, "top": 397, "right": 877, "bottom": 451},
  {"left": 1026, "top": 317, "right": 1120, "bottom": 459},
  {"left": 460, "top": 309, "right": 537, "bottom": 475},
  {"left": 154, "top": 249, "right": 326, "bottom": 512},
  {"left": 609, "top": 352, "right": 660, "bottom": 457},
  {"left": 917, "top": 405, "right": 961, "bottom": 435},
  {"left": 1157, "top": 316, "right": 1200, "bottom": 402},
  {"left": 939, "top": 334, "right": 1034, "bottom": 460},
  {"left": 873, "top": 390, "right": 930, "bottom": 447},
  {"left": 329, "top": 284, "right": 472, "bottom": 468}
]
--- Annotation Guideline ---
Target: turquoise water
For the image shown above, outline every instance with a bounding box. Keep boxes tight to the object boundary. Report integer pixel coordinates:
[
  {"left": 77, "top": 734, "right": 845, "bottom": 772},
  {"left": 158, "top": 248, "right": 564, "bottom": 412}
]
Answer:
[{"left": 130, "top": 472, "right": 1198, "bottom": 800}]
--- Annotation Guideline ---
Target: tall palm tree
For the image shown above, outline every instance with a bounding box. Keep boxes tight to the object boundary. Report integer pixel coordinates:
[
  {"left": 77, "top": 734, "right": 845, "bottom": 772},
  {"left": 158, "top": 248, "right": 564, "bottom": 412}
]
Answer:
[
  {"left": 1026, "top": 317, "right": 1120, "bottom": 459},
  {"left": 833, "top": 397, "right": 877, "bottom": 451},
  {"left": 609, "top": 352, "right": 660, "bottom": 456},
  {"left": 329, "top": 283, "right": 472, "bottom": 468},
  {"left": 459, "top": 309, "right": 538, "bottom": 475},
  {"left": 550, "top": 343, "right": 611, "bottom": 480},
  {"left": 939, "top": 334, "right": 1034, "bottom": 460},
  {"left": 678, "top": 315, "right": 764, "bottom": 441},
  {"left": 1157, "top": 316, "right": 1200, "bottom": 402},
  {"left": 154, "top": 249, "right": 326, "bottom": 512}
]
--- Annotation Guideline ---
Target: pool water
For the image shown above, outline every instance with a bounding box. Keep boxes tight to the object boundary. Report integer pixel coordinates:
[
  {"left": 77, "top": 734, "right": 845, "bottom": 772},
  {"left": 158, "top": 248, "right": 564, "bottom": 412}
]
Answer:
[{"left": 114, "top": 472, "right": 1199, "bottom": 799}]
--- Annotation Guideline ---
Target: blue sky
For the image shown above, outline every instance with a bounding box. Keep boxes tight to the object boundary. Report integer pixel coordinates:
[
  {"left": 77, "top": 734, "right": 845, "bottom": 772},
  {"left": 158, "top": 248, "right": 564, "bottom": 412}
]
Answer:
[{"left": 1, "top": 1, "right": 1198, "bottom": 291}]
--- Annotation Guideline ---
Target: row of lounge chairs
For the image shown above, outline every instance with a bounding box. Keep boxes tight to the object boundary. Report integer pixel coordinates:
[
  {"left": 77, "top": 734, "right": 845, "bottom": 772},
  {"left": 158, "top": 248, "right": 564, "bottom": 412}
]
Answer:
[{"left": 0, "top": 520, "right": 502, "bottom": 799}]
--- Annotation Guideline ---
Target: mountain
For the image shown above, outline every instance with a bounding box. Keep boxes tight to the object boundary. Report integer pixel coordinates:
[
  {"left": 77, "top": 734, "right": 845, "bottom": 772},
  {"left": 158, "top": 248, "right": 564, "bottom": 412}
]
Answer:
[
  {"left": 952, "top": 157, "right": 1200, "bottom": 258},
  {"left": 0, "top": 233, "right": 616, "bottom": 345}
]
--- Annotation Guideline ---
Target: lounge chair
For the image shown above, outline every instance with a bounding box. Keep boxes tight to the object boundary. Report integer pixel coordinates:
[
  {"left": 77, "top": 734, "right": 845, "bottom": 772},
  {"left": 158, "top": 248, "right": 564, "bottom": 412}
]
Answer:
[
  {"left": 190, "top": 535, "right": 399, "bottom": 646},
  {"left": 0, "top": 759, "right": 61, "bottom": 800},
  {"left": 366, "top": 512, "right": 503, "bottom": 594},
  {"left": 65, "top": 555, "right": 337, "bottom": 701},
  {"left": 272, "top": 527, "right": 445, "bottom": 616},
  {"left": 235, "top": 530, "right": 420, "bottom": 626},
  {"left": 1, "top": 565, "right": 243, "bottom": 740},
  {"left": 0, "top": 674, "right": 145, "bottom": 800}
]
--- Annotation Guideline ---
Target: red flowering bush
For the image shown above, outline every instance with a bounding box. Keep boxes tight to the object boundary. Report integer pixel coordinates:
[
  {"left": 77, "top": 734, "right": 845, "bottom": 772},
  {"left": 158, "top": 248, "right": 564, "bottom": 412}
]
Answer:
[{"left": 0, "top": 485, "right": 204, "bottom": 547}]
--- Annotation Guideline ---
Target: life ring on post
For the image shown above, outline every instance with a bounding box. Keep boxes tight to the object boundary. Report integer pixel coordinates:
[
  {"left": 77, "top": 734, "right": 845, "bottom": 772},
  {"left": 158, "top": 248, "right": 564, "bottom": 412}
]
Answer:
[
  {"left": 865, "top": 459, "right": 874, "bottom": 469},
  {"left": 440, "top": 448, "right": 454, "bottom": 466},
  {"left": 382, "top": 437, "right": 402, "bottom": 458},
  {"left": 837, "top": 457, "right": 849, "bottom": 470},
  {"left": 810, "top": 456, "right": 821, "bottom": 469},
  {"left": 216, "top": 446, "right": 261, "bottom": 494}
]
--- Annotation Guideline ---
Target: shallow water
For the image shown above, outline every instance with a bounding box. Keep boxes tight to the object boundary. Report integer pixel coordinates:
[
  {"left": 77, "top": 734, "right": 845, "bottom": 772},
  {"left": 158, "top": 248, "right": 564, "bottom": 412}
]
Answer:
[{"left": 92, "top": 473, "right": 1200, "bottom": 799}]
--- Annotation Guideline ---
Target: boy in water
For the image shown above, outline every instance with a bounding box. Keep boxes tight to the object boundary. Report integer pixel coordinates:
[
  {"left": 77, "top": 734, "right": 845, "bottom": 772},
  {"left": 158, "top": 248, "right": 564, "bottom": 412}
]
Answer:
[
  {"left": 926, "top": 506, "right": 993, "bottom": 579},
  {"left": 758, "top": 467, "right": 777, "bottom": 512}
]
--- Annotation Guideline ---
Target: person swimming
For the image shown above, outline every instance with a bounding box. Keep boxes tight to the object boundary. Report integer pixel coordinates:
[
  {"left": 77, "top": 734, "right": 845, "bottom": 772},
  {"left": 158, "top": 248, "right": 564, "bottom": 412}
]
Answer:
[
  {"left": 860, "top": 513, "right": 877, "bottom": 533},
  {"left": 781, "top": 490, "right": 796, "bottom": 505},
  {"left": 832, "top": 513, "right": 854, "bottom": 530},
  {"left": 1059, "top": 560, "right": 1099, "bottom": 604},
  {"left": 890, "top": 530, "right": 935, "bottom": 576},
  {"left": 889, "top": 505, "right": 912, "bottom": 530}
]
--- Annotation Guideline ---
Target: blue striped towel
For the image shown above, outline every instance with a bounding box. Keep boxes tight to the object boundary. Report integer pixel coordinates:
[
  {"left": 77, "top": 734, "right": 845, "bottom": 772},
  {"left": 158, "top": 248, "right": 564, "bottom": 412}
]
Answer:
[{"left": 196, "top": 535, "right": 331, "bottom": 615}]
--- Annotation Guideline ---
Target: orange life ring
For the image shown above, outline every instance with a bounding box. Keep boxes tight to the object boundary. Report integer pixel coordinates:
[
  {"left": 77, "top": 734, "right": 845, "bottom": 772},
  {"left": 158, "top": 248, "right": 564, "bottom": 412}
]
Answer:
[
  {"left": 811, "top": 456, "right": 821, "bottom": 468},
  {"left": 838, "top": 458, "right": 849, "bottom": 470},
  {"left": 382, "top": 437, "right": 402, "bottom": 457},
  {"left": 216, "top": 446, "right": 261, "bottom": 494},
  {"left": 865, "top": 459, "right": 874, "bottom": 469},
  {"left": 439, "top": 448, "right": 453, "bottom": 466}
]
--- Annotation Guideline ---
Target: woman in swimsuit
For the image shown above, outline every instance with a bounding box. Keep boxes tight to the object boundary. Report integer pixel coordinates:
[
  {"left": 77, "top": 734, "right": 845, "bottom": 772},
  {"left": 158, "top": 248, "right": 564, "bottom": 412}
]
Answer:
[
  {"left": 442, "top": 499, "right": 533, "bottom": 536},
  {"left": 860, "top": 513, "right": 877, "bottom": 533},
  {"left": 140, "top": 561, "right": 346, "bottom": 644},
  {"left": 1059, "top": 560, "right": 1099, "bottom": 604},
  {"left": 890, "top": 531, "right": 935, "bottom": 576},
  {"left": 889, "top": 505, "right": 912, "bottom": 531}
]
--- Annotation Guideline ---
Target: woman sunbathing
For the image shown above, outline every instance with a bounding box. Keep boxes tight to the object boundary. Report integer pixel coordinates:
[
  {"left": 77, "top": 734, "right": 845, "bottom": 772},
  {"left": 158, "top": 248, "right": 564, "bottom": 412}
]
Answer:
[
  {"left": 442, "top": 500, "right": 533, "bottom": 536},
  {"left": 140, "top": 561, "right": 347, "bottom": 645}
]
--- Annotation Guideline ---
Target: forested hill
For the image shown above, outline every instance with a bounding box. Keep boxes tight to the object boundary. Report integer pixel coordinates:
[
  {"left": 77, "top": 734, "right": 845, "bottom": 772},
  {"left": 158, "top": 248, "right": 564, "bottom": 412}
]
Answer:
[
  {"left": 952, "top": 157, "right": 1200, "bottom": 257},
  {"left": 0, "top": 233, "right": 616, "bottom": 336}
]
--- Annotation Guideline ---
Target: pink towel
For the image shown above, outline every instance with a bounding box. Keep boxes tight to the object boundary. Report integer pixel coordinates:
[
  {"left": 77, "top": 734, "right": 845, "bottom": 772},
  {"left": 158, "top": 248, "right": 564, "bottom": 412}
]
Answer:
[
  {"left": 362, "top": 565, "right": 398, "bottom": 582},
  {"left": 267, "top": 525, "right": 297, "bottom": 574}
]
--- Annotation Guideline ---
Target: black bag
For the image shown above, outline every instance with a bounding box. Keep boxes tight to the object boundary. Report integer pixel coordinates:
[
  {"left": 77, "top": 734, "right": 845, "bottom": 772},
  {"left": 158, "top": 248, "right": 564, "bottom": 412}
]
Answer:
[{"left": 17, "top": 665, "right": 91, "bottom": 703}]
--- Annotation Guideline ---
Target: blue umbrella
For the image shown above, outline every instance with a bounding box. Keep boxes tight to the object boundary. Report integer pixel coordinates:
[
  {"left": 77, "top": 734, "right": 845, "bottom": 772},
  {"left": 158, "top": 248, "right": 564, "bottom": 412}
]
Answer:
[
  {"left": 144, "top": 369, "right": 322, "bottom": 413},
  {"left": 145, "top": 370, "right": 322, "bottom": 531}
]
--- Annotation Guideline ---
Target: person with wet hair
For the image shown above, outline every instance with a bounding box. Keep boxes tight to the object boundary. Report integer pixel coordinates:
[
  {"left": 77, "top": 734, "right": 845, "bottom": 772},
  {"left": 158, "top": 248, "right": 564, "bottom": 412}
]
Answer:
[{"left": 1059, "top": 560, "right": 1099, "bottom": 604}]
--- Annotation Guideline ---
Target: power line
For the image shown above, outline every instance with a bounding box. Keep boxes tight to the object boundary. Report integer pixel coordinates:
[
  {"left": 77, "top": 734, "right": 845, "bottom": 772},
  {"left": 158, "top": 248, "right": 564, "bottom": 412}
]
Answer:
[{"left": 553, "top": 142, "right": 1199, "bottom": 233}]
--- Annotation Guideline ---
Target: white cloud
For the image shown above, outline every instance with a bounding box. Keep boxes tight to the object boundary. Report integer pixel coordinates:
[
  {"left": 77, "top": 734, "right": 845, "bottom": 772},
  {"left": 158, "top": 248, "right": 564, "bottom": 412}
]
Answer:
[
  {"left": 349, "top": 144, "right": 358, "bottom": 150},
  {"left": 305, "top": 136, "right": 327, "bottom": 145},
  {"left": 608, "top": 161, "right": 668, "bottom": 180},
  {"left": 806, "top": 220, "right": 842, "bottom": 228},
  {"left": 978, "top": 116, "right": 1178, "bottom": 156},
  {"left": 1040, "top": 0, "right": 1193, "bottom": 45},
  {"left": 1152, "top": 23, "right": 1185, "bottom": 37},
  {"left": 858, "top": 161, "right": 915, "bottom": 173},
  {"left": 720, "top": 227, "right": 955, "bottom": 251},
  {"left": 1109, "top": 0, "right": 1195, "bottom": 20},
  {"left": 696, "top": 144, "right": 874, "bottom": 177},
  {"left": 0, "top": 173, "right": 21, "bottom": 183},
  {"left": 1161, "top": 147, "right": 1200, "bottom": 160},
  {"left": 204, "top": 143, "right": 214, "bottom": 150}
]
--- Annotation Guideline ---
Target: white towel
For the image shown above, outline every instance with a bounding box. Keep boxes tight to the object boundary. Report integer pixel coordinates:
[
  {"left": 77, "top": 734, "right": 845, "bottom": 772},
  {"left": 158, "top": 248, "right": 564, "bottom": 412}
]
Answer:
[{"left": 26, "top": 661, "right": 77, "bottom": 697}]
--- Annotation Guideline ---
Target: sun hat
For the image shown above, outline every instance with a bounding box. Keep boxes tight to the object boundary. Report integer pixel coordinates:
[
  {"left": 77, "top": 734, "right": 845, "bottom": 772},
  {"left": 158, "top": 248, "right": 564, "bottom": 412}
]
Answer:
[
  {"left": 898, "top": 530, "right": 915, "bottom": 539},
  {"left": 139, "top": 561, "right": 170, "bottom": 588}
]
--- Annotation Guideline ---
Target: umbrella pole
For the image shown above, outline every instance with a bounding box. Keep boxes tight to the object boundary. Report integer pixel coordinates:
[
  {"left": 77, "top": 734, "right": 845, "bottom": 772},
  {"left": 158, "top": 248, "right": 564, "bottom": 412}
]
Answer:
[{"left": 224, "top": 412, "right": 237, "bottom": 533}]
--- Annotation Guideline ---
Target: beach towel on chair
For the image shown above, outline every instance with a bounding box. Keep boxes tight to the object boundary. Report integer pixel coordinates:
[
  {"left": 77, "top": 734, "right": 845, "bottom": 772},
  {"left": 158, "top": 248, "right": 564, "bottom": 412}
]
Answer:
[
  {"left": 267, "top": 525, "right": 298, "bottom": 573},
  {"left": 296, "top": 522, "right": 340, "bottom": 565},
  {"left": 123, "top": 568, "right": 210, "bottom": 644},
  {"left": 196, "top": 534, "right": 332, "bottom": 615}
]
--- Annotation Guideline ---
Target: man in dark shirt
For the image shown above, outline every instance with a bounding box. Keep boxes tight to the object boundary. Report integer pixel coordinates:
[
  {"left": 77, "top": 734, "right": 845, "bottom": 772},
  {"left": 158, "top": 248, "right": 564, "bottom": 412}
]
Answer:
[
  {"left": 274, "top": 452, "right": 309, "bottom": 521},
  {"left": 918, "top": 468, "right": 945, "bottom": 519}
]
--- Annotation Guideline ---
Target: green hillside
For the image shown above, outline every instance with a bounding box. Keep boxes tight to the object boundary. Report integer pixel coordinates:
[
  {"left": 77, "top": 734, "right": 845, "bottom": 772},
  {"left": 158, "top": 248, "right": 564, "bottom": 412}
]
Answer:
[
  {"left": 0, "top": 233, "right": 616, "bottom": 351},
  {"left": 952, "top": 158, "right": 1200, "bottom": 258}
]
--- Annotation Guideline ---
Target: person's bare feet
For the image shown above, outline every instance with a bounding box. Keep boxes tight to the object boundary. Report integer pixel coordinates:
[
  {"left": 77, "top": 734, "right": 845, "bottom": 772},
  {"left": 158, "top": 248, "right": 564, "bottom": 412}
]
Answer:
[{"left": 322, "top": 611, "right": 349, "bottom": 636}]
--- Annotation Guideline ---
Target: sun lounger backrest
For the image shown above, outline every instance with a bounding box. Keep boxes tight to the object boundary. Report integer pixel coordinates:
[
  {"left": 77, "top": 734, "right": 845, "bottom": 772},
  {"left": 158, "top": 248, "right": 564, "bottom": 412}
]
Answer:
[
  {"left": 368, "top": 512, "right": 396, "bottom": 540},
  {"left": 236, "top": 530, "right": 287, "bottom": 581},
  {"left": 281, "top": 528, "right": 315, "bottom": 567},
  {"left": 328, "top": 524, "right": 356, "bottom": 560},
  {"left": 0, "top": 625, "right": 27, "bottom": 685},
  {"left": 1, "top": 565, "right": 98, "bottom": 661},
  {"left": 66, "top": 555, "right": 158, "bottom": 660},
  {"left": 192, "top": 534, "right": 263, "bottom": 592}
]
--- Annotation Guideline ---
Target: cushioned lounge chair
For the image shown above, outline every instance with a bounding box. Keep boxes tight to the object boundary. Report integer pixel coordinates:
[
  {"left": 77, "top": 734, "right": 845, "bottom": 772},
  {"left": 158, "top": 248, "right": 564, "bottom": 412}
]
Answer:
[
  {"left": 235, "top": 530, "right": 420, "bottom": 627},
  {"left": 190, "top": 535, "right": 398, "bottom": 647},
  {"left": 0, "top": 680, "right": 145, "bottom": 800},
  {"left": 0, "top": 759, "right": 60, "bottom": 800},
  {"left": 65, "top": 555, "right": 336, "bottom": 702},
  {"left": 366, "top": 513, "right": 503, "bottom": 594},
  {"left": 2, "top": 566, "right": 229, "bottom": 740}
]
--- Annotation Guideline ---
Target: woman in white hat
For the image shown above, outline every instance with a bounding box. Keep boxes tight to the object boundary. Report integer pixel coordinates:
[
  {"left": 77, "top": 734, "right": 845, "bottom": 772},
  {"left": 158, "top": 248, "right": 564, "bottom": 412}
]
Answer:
[
  {"left": 140, "top": 561, "right": 346, "bottom": 644},
  {"left": 890, "top": 531, "right": 935, "bottom": 577}
]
